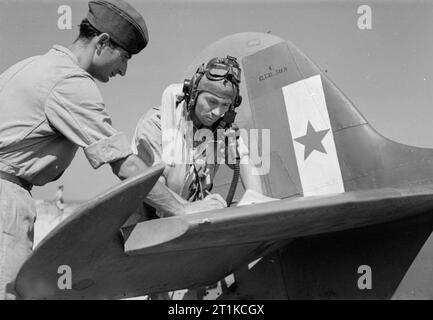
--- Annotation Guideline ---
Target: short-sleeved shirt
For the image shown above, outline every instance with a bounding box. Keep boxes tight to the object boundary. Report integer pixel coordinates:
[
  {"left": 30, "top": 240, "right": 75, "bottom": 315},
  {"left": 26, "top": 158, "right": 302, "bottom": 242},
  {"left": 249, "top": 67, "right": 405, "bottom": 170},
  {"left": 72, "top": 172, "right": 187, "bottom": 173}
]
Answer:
[{"left": 0, "top": 45, "right": 132, "bottom": 186}]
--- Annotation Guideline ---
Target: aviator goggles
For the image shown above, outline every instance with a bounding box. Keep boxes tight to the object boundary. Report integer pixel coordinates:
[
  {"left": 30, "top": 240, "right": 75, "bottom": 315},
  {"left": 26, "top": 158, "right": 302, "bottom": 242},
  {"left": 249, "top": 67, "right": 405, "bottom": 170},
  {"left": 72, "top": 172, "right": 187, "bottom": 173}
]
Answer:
[{"left": 204, "top": 56, "right": 241, "bottom": 84}]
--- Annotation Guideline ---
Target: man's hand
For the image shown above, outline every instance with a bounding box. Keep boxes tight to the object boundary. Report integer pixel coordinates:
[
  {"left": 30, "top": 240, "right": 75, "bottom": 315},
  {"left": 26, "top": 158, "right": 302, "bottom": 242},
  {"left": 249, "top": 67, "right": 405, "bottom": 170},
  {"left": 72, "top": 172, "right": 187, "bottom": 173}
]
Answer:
[
  {"left": 183, "top": 193, "right": 227, "bottom": 214},
  {"left": 111, "top": 155, "right": 227, "bottom": 216},
  {"left": 205, "top": 193, "right": 227, "bottom": 206}
]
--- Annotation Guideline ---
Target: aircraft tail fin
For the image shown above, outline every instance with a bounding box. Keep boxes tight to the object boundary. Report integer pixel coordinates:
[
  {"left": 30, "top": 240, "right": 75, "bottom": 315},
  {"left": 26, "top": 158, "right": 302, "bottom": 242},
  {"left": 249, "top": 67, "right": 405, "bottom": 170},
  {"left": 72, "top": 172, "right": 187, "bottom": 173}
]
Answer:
[{"left": 242, "top": 40, "right": 433, "bottom": 197}]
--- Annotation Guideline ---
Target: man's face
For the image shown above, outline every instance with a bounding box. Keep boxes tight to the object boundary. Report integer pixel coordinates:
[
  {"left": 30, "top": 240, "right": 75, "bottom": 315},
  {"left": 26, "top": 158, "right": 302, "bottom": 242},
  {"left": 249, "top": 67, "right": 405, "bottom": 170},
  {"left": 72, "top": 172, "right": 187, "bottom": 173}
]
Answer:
[
  {"left": 194, "top": 91, "right": 232, "bottom": 127},
  {"left": 89, "top": 35, "right": 130, "bottom": 83}
]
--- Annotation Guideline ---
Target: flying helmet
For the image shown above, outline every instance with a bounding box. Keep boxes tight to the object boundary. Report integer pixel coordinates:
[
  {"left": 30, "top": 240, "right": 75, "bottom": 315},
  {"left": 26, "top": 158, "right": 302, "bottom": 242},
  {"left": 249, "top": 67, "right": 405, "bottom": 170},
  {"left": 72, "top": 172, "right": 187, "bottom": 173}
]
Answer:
[{"left": 182, "top": 55, "right": 243, "bottom": 115}]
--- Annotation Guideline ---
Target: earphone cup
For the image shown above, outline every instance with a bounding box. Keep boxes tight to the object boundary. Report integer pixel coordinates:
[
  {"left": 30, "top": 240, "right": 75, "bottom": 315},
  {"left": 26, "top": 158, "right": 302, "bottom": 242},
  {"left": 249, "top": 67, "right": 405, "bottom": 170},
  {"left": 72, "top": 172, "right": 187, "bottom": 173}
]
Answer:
[
  {"left": 182, "top": 78, "right": 191, "bottom": 99},
  {"left": 235, "top": 95, "right": 242, "bottom": 107},
  {"left": 183, "top": 71, "right": 200, "bottom": 102},
  {"left": 186, "top": 73, "right": 200, "bottom": 112}
]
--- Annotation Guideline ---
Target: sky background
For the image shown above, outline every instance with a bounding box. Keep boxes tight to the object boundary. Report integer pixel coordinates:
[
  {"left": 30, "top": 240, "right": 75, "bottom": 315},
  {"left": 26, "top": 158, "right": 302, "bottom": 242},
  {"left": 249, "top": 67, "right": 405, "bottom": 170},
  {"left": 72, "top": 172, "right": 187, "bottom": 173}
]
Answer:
[{"left": 0, "top": 0, "right": 432, "bottom": 201}]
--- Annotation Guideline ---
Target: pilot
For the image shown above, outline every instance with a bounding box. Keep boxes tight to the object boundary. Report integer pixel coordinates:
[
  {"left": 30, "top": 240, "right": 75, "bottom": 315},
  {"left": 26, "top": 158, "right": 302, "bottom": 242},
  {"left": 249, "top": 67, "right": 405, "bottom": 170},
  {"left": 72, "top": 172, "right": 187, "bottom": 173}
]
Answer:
[
  {"left": 132, "top": 56, "right": 265, "bottom": 218},
  {"left": 0, "top": 0, "right": 225, "bottom": 300}
]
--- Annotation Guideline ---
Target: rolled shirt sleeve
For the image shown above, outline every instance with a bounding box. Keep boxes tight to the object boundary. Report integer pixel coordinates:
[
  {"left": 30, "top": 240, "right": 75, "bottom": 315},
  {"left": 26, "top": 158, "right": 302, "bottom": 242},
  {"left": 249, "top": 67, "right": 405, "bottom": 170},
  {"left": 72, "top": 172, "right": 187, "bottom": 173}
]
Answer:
[
  {"left": 132, "top": 108, "right": 163, "bottom": 167},
  {"left": 45, "top": 74, "right": 132, "bottom": 169}
]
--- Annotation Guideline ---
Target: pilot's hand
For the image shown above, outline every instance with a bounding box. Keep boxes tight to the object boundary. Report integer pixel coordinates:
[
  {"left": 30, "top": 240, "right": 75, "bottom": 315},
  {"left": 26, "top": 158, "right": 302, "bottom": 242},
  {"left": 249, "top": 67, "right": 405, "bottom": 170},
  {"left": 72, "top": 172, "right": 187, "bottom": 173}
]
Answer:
[
  {"left": 183, "top": 194, "right": 227, "bottom": 214},
  {"left": 204, "top": 193, "right": 227, "bottom": 207}
]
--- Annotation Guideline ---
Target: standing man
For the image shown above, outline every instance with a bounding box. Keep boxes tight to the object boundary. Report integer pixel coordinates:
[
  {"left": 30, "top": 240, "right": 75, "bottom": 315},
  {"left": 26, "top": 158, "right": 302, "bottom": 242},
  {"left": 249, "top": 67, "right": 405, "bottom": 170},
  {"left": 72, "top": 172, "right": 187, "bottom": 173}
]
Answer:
[{"left": 0, "top": 0, "right": 224, "bottom": 300}]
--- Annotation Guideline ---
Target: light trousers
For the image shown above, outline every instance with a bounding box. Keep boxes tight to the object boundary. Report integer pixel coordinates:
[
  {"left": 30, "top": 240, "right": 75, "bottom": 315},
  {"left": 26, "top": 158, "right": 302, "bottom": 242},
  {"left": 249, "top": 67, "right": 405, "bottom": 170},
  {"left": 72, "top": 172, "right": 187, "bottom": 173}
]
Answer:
[{"left": 0, "top": 179, "right": 36, "bottom": 300}]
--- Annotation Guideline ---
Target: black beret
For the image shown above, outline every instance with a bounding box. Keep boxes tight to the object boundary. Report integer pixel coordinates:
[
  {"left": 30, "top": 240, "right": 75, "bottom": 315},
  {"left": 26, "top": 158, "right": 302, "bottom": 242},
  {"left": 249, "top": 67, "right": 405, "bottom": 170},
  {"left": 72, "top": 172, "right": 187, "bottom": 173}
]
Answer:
[{"left": 87, "top": 0, "right": 149, "bottom": 55}]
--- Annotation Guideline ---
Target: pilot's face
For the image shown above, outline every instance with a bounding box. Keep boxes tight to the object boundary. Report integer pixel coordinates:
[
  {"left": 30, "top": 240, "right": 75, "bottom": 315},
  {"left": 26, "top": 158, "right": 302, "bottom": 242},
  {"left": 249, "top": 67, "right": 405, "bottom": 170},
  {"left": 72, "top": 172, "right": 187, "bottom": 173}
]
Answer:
[{"left": 194, "top": 92, "right": 232, "bottom": 127}]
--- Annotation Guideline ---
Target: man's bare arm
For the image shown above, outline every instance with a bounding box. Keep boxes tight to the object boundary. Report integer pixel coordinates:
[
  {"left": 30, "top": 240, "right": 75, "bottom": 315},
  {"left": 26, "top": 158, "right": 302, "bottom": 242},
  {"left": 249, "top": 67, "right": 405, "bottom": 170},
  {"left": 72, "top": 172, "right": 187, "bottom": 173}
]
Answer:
[
  {"left": 110, "top": 154, "right": 226, "bottom": 217},
  {"left": 110, "top": 154, "right": 187, "bottom": 216}
]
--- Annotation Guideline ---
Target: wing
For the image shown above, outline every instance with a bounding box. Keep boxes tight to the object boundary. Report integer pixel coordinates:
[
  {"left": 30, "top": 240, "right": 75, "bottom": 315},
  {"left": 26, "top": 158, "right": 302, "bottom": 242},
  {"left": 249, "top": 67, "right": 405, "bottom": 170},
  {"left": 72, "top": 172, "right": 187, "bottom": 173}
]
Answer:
[
  {"left": 15, "top": 164, "right": 165, "bottom": 300},
  {"left": 15, "top": 183, "right": 433, "bottom": 299},
  {"left": 124, "top": 186, "right": 433, "bottom": 255}
]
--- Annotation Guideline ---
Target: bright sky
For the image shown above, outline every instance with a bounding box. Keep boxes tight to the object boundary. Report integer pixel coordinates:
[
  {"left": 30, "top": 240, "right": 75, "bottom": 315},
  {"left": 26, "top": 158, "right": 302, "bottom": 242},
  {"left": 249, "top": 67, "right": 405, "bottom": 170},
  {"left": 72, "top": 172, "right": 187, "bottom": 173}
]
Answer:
[{"left": 0, "top": 0, "right": 432, "bottom": 201}]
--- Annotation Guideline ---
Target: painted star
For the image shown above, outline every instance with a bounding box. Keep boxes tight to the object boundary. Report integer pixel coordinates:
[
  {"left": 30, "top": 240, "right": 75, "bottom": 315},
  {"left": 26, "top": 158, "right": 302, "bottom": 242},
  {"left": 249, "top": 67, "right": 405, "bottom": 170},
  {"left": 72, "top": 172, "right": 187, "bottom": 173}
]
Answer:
[{"left": 294, "top": 121, "right": 330, "bottom": 160}]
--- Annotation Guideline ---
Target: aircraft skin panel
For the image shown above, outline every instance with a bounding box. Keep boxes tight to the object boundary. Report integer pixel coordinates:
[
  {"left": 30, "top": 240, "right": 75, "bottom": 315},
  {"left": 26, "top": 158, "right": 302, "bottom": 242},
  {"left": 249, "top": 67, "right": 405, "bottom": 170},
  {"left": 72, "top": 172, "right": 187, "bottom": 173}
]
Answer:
[
  {"left": 392, "top": 224, "right": 433, "bottom": 299},
  {"left": 31, "top": 164, "right": 165, "bottom": 252},
  {"left": 215, "top": 251, "right": 290, "bottom": 300},
  {"left": 279, "top": 212, "right": 433, "bottom": 299},
  {"left": 334, "top": 124, "right": 433, "bottom": 191},
  {"left": 286, "top": 40, "right": 367, "bottom": 131},
  {"left": 17, "top": 237, "right": 285, "bottom": 299},
  {"left": 242, "top": 41, "right": 304, "bottom": 197},
  {"left": 125, "top": 186, "right": 433, "bottom": 255},
  {"left": 15, "top": 164, "right": 165, "bottom": 299}
]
